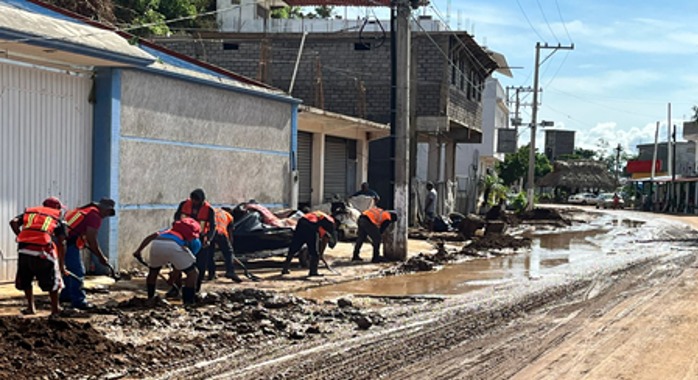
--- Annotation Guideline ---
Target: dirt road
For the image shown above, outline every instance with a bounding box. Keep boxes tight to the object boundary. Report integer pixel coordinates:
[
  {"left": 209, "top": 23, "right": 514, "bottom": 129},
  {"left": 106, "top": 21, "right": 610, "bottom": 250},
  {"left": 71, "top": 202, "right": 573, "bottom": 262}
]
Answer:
[{"left": 173, "top": 210, "right": 698, "bottom": 380}]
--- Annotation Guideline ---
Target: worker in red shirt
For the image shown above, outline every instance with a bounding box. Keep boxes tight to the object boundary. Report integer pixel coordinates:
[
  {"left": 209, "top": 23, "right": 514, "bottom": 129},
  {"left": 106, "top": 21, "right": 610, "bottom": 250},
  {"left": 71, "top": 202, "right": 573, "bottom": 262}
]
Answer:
[
  {"left": 281, "top": 211, "right": 337, "bottom": 277},
  {"left": 168, "top": 189, "right": 216, "bottom": 297},
  {"left": 132, "top": 218, "right": 202, "bottom": 304},
  {"left": 60, "top": 197, "right": 116, "bottom": 310},
  {"left": 9, "top": 197, "right": 68, "bottom": 316},
  {"left": 352, "top": 206, "right": 397, "bottom": 263}
]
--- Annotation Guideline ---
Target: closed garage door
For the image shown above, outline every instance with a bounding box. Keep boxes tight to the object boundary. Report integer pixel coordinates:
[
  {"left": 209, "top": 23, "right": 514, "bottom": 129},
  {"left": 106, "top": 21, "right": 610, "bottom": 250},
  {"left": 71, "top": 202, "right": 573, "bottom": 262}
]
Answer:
[
  {"left": 297, "top": 132, "right": 313, "bottom": 206},
  {"left": 0, "top": 61, "right": 93, "bottom": 282},
  {"left": 324, "top": 137, "right": 356, "bottom": 201}
]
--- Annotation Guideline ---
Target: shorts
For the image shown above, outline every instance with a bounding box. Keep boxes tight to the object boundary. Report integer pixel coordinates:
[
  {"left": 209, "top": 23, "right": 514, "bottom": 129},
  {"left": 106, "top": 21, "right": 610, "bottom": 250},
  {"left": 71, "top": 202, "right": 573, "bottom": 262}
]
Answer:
[
  {"left": 15, "top": 250, "right": 62, "bottom": 292},
  {"left": 149, "top": 239, "right": 196, "bottom": 271}
]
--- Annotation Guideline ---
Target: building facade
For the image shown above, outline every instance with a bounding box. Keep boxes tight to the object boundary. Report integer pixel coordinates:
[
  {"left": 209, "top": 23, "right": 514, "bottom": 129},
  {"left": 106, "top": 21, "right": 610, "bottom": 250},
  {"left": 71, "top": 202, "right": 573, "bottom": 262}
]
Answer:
[{"left": 544, "top": 130, "right": 575, "bottom": 161}]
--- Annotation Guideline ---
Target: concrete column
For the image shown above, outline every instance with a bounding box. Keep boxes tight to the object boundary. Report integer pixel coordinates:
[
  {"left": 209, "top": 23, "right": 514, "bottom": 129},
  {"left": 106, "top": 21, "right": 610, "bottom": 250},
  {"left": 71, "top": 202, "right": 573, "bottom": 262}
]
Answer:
[
  {"left": 357, "top": 136, "right": 369, "bottom": 188},
  {"left": 685, "top": 182, "right": 690, "bottom": 213},
  {"left": 427, "top": 137, "right": 440, "bottom": 183},
  {"left": 311, "top": 132, "right": 325, "bottom": 206},
  {"left": 444, "top": 140, "right": 456, "bottom": 182}
]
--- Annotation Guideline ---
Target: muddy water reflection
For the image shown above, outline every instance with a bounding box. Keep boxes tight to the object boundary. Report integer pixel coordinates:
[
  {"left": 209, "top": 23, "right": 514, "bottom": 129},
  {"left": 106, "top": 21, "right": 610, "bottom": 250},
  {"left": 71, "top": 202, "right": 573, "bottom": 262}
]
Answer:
[{"left": 298, "top": 227, "right": 612, "bottom": 300}]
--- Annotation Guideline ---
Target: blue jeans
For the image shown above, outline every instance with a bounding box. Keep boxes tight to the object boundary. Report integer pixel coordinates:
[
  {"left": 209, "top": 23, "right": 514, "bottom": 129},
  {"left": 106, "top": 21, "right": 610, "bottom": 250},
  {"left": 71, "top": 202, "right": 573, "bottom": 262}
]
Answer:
[{"left": 60, "top": 243, "right": 87, "bottom": 307}]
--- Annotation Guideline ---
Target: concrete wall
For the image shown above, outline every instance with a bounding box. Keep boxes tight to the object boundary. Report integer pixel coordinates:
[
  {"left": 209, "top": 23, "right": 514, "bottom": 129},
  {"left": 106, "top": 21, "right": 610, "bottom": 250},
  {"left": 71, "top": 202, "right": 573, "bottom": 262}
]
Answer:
[{"left": 116, "top": 69, "right": 292, "bottom": 268}]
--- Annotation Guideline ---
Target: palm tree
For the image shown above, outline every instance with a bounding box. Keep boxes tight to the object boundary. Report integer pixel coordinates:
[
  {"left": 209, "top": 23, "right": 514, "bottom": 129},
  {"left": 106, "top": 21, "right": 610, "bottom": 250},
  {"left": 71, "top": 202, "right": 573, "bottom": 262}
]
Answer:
[{"left": 479, "top": 174, "right": 507, "bottom": 207}]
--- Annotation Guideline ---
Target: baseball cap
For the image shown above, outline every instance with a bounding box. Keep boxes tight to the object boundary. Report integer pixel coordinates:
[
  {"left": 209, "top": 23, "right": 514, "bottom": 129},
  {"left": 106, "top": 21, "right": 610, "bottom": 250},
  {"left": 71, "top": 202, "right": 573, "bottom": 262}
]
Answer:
[
  {"left": 98, "top": 197, "right": 116, "bottom": 217},
  {"left": 42, "top": 196, "right": 65, "bottom": 210}
]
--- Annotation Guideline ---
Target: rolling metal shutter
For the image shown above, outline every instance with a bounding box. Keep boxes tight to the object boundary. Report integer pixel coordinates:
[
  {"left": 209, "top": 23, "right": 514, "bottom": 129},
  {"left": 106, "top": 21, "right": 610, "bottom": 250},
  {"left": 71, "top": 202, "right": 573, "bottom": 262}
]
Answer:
[
  {"left": 0, "top": 61, "right": 93, "bottom": 282},
  {"left": 324, "top": 136, "right": 348, "bottom": 201},
  {"left": 297, "top": 132, "right": 313, "bottom": 205}
]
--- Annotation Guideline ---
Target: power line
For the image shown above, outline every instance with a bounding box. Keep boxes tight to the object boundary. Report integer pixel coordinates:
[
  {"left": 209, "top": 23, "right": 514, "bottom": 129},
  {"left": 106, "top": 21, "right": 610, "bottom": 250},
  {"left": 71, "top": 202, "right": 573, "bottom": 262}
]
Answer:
[
  {"left": 547, "top": 87, "right": 660, "bottom": 119},
  {"left": 535, "top": 0, "right": 559, "bottom": 43},
  {"left": 554, "top": 0, "right": 574, "bottom": 44},
  {"left": 515, "top": 0, "right": 545, "bottom": 42},
  {"left": 5, "top": 4, "right": 243, "bottom": 45}
]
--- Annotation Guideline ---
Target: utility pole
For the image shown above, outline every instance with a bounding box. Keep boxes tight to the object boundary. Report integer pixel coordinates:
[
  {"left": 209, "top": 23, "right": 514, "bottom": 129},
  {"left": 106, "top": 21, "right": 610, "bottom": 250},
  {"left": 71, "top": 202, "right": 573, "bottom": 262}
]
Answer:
[
  {"left": 615, "top": 143, "right": 622, "bottom": 186},
  {"left": 385, "top": 0, "right": 412, "bottom": 261},
  {"left": 506, "top": 86, "right": 534, "bottom": 134},
  {"left": 526, "top": 42, "right": 574, "bottom": 211}
]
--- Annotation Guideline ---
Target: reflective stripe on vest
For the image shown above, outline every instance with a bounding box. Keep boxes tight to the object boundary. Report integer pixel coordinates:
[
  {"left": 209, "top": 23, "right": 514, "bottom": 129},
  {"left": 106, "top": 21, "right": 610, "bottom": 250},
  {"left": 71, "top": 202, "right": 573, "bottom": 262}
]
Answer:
[
  {"left": 214, "top": 209, "right": 233, "bottom": 237},
  {"left": 180, "top": 199, "right": 213, "bottom": 233},
  {"left": 17, "top": 206, "right": 61, "bottom": 247},
  {"left": 363, "top": 207, "right": 390, "bottom": 227}
]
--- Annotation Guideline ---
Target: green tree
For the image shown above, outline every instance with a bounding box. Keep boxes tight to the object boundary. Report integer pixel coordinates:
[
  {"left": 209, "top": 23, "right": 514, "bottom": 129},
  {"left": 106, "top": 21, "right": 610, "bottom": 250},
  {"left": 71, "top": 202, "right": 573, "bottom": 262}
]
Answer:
[
  {"left": 314, "top": 5, "right": 334, "bottom": 18},
  {"left": 271, "top": 6, "right": 303, "bottom": 19},
  {"left": 479, "top": 174, "right": 508, "bottom": 206},
  {"left": 496, "top": 144, "right": 552, "bottom": 187}
]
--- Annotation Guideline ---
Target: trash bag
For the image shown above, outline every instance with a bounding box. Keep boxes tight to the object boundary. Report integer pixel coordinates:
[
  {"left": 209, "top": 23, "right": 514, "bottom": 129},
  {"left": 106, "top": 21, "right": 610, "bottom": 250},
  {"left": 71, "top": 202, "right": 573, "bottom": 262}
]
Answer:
[{"left": 432, "top": 215, "right": 452, "bottom": 232}]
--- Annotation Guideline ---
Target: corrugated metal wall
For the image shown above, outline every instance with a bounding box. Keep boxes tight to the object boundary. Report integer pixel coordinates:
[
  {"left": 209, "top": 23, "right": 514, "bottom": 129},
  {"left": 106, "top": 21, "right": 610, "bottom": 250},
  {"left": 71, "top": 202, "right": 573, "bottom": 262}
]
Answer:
[
  {"left": 0, "top": 61, "right": 93, "bottom": 282},
  {"left": 324, "top": 136, "right": 349, "bottom": 201},
  {"left": 297, "top": 132, "right": 313, "bottom": 205}
]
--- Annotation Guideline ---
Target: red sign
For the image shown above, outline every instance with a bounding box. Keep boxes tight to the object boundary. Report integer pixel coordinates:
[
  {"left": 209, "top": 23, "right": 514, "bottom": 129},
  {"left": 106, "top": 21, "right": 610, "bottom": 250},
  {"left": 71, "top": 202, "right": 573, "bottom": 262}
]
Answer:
[{"left": 626, "top": 160, "right": 662, "bottom": 173}]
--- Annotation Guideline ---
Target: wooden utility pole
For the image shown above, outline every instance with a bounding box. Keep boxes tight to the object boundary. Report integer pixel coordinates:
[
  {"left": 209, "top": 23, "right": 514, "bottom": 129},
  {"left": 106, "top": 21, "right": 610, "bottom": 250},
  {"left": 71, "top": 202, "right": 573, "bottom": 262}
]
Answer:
[
  {"left": 384, "top": 0, "right": 411, "bottom": 261},
  {"left": 526, "top": 42, "right": 574, "bottom": 211}
]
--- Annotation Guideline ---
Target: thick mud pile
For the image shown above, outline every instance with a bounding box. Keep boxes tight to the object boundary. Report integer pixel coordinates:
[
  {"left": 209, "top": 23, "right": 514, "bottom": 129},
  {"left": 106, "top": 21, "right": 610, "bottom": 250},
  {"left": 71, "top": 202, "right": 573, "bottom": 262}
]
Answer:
[
  {"left": 0, "top": 317, "right": 129, "bottom": 379},
  {"left": 0, "top": 289, "right": 384, "bottom": 379}
]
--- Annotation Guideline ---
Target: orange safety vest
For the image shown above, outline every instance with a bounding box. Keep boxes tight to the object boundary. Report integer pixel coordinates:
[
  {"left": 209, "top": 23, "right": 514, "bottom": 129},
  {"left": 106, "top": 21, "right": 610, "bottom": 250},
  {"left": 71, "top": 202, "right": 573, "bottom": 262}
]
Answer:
[
  {"left": 214, "top": 209, "right": 233, "bottom": 237},
  {"left": 303, "top": 211, "right": 335, "bottom": 238},
  {"left": 17, "top": 206, "right": 61, "bottom": 247},
  {"left": 64, "top": 205, "right": 100, "bottom": 248},
  {"left": 180, "top": 199, "right": 213, "bottom": 234},
  {"left": 363, "top": 207, "right": 392, "bottom": 227}
]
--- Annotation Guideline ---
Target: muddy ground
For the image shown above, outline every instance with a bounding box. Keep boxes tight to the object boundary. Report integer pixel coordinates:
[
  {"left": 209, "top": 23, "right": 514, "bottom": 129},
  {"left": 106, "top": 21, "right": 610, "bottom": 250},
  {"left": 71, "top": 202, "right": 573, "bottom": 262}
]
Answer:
[{"left": 2, "top": 207, "right": 697, "bottom": 379}]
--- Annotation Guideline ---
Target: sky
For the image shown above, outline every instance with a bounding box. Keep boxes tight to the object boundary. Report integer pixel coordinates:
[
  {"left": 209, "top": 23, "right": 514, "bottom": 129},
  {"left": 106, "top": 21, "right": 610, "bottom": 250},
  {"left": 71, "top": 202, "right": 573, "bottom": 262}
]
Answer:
[
  {"left": 434, "top": 0, "right": 698, "bottom": 155},
  {"left": 356, "top": 0, "right": 698, "bottom": 156}
]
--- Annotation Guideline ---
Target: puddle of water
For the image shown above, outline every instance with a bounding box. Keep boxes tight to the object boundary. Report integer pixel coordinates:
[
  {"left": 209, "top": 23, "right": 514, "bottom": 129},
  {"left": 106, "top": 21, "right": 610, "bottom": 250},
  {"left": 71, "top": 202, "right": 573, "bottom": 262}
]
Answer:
[{"left": 298, "top": 226, "right": 618, "bottom": 301}]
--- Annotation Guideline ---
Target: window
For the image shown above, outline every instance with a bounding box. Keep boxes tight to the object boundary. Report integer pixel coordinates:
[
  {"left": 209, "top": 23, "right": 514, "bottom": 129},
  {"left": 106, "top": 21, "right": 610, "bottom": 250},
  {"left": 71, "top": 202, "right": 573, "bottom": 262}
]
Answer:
[
  {"left": 459, "top": 60, "right": 465, "bottom": 90},
  {"left": 222, "top": 42, "right": 239, "bottom": 50}
]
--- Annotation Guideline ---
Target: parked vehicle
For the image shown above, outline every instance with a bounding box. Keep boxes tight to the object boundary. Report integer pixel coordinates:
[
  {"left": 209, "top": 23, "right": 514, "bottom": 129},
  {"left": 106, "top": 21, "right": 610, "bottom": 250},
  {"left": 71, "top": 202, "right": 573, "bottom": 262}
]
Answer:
[
  {"left": 595, "top": 193, "right": 624, "bottom": 209},
  {"left": 567, "top": 193, "right": 597, "bottom": 205}
]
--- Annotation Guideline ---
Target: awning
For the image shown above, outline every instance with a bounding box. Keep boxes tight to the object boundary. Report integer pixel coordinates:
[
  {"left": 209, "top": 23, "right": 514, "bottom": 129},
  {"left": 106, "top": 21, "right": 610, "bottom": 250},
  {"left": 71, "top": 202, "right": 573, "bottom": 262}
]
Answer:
[
  {"left": 0, "top": 3, "right": 154, "bottom": 68},
  {"left": 487, "top": 50, "right": 513, "bottom": 78},
  {"left": 298, "top": 105, "right": 390, "bottom": 140}
]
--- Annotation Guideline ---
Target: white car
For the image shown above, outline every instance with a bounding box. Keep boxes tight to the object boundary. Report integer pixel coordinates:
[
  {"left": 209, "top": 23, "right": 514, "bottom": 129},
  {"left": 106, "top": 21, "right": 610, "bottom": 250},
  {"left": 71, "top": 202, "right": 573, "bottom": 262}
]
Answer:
[
  {"left": 567, "top": 193, "right": 597, "bottom": 205},
  {"left": 595, "top": 193, "right": 624, "bottom": 209}
]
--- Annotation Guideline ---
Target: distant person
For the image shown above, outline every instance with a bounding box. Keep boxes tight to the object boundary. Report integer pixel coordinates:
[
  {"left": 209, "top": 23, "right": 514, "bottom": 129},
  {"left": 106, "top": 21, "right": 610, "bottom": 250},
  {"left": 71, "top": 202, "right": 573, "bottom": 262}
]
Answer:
[
  {"left": 9, "top": 197, "right": 67, "bottom": 316},
  {"left": 61, "top": 197, "right": 116, "bottom": 310},
  {"left": 132, "top": 218, "right": 201, "bottom": 305},
  {"left": 424, "top": 182, "right": 438, "bottom": 229},
  {"left": 352, "top": 182, "right": 380, "bottom": 202},
  {"left": 352, "top": 206, "right": 397, "bottom": 263}
]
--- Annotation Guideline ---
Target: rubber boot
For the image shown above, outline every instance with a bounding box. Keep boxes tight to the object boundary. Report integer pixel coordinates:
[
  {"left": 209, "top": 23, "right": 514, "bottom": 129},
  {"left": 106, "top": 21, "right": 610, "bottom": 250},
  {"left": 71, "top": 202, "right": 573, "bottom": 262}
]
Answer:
[
  {"left": 182, "top": 287, "right": 196, "bottom": 305},
  {"left": 281, "top": 255, "right": 293, "bottom": 275},
  {"left": 308, "top": 256, "right": 322, "bottom": 277},
  {"left": 225, "top": 269, "right": 243, "bottom": 283},
  {"left": 351, "top": 253, "right": 363, "bottom": 262},
  {"left": 165, "top": 286, "right": 180, "bottom": 299},
  {"left": 147, "top": 284, "right": 156, "bottom": 299}
]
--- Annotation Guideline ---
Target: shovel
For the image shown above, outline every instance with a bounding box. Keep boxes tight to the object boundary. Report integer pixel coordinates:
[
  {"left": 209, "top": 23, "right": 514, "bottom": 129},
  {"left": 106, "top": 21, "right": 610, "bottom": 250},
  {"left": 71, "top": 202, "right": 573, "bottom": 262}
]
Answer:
[
  {"left": 134, "top": 254, "right": 180, "bottom": 291},
  {"left": 232, "top": 256, "right": 262, "bottom": 282},
  {"left": 84, "top": 246, "right": 121, "bottom": 282}
]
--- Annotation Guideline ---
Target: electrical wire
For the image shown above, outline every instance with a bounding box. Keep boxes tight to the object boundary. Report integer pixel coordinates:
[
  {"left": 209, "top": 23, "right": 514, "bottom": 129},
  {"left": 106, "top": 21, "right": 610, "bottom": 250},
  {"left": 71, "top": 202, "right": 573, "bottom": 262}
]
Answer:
[
  {"left": 5, "top": 4, "right": 244, "bottom": 45},
  {"left": 547, "top": 88, "right": 661, "bottom": 119},
  {"left": 515, "top": 0, "right": 545, "bottom": 42},
  {"left": 554, "top": 0, "right": 574, "bottom": 44},
  {"left": 535, "top": 0, "right": 559, "bottom": 43}
]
